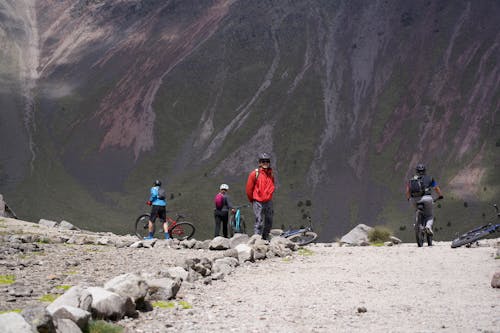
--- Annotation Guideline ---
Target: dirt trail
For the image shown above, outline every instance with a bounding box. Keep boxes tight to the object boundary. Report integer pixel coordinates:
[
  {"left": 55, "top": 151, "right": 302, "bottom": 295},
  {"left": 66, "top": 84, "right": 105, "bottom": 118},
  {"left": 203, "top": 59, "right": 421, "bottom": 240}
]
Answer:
[{"left": 150, "top": 242, "right": 499, "bottom": 333}]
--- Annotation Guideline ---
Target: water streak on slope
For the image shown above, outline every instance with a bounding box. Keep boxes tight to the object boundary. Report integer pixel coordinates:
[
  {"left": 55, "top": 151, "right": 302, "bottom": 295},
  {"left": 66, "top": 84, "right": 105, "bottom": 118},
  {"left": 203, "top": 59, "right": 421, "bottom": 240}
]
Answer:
[
  {"left": 3, "top": 0, "right": 40, "bottom": 172},
  {"left": 201, "top": 27, "right": 281, "bottom": 161},
  {"left": 94, "top": 0, "right": 235, "bottom": 159}
]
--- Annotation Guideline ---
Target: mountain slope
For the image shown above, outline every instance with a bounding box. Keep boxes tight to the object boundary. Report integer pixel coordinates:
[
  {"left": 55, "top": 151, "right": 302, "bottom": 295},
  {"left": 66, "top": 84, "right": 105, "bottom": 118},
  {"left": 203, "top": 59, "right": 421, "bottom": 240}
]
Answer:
[{"left": 1, "top": 0, "right": 499, "bottom": 241}]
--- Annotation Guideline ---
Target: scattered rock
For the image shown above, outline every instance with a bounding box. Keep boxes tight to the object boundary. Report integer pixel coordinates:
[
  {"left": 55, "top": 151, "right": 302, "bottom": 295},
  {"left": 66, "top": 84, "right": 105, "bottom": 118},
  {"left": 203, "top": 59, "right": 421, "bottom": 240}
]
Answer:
[{"left": 491, "top": 272, "right": 500, "bottom": 288}]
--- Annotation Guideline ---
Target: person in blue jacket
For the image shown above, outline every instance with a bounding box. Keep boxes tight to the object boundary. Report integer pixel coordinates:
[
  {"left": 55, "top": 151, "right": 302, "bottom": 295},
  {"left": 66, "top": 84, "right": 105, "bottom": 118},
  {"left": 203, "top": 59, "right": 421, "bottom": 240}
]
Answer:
[{"left": 145, "top": 179, "right": 168, "bottom": 239}]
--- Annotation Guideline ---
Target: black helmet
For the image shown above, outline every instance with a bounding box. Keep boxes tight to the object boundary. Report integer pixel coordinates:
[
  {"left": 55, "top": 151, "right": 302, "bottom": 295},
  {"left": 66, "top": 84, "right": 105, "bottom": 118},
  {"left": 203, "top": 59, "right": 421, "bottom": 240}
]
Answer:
[
  {"left": 258, "top": 152, "right": 271, "bottom": 162},
  {"left": 415, "top": 163, "right": 426, "bottom": 175},
  {"left": 154, "top": 180, "right": 162, "bottom": 186}
]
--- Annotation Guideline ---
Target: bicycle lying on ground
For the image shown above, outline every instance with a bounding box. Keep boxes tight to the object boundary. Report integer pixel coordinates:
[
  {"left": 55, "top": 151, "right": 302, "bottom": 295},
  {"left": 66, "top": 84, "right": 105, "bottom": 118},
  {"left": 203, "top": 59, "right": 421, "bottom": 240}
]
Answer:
[
  {"left": 451, "top": 204, "right": 500, "bottom": 248},
  {"left": 135, "top": 212, "right": 195, "bottom": 241},
  {"left": 270, "top": 216, "right": 318, "bottom": 246},
  {"left": 414, "top": 197, "right": 442, "bottom": 247},
  {"left": 229, "top": 204, "right": 249, "bottom": 237}
]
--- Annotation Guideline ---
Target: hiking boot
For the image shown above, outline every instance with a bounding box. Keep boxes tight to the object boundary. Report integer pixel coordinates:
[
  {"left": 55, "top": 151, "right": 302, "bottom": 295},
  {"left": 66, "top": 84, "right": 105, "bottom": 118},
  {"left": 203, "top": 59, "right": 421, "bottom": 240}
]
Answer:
[
  {"left": 143, "top": 235, "right": 154, "bottom": 240},
  {"left": 164, "top": 233, "right": 170, "bottom": 240},
  {"left": 425, "top": 226, "right": 433, "bottom": 236}
]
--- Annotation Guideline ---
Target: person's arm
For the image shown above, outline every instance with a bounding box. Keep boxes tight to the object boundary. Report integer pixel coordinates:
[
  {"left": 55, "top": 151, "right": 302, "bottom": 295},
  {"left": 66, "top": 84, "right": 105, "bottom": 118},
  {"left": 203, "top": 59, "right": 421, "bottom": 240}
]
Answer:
[
  {"left": 246, "top": 170, "right": 256, "bottom": 202},
  {"left": 150, "top": 187, "right": 158, "bottom": 202},
  {"left": 405, "top": 182, "right": 410, "bottom": 201}
]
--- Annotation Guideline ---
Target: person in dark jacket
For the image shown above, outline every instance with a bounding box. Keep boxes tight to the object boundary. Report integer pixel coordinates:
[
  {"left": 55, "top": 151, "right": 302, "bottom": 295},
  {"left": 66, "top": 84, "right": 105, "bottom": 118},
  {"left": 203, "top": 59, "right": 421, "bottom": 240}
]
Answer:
[
  {"left": 214, "top": 184, "right": 234, "bottom": 238},
  {"left": 405, "top": 163, "right": 443, "bottom": 235},
  {"left": 246, "top": 153, "right": 276, "bottom": 240}
]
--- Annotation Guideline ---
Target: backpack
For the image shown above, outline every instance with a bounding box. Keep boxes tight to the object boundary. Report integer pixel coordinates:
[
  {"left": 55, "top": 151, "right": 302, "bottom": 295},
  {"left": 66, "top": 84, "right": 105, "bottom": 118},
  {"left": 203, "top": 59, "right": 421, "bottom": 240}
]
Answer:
[
  {"left": 409, "top": 176, "right": 428, "bottom": 197},
  {"left": 214, "top": 193, "right": 225, "bottom": 210},
  {"left": 157, "top": 187, "right": 166, "bottom": 200}
]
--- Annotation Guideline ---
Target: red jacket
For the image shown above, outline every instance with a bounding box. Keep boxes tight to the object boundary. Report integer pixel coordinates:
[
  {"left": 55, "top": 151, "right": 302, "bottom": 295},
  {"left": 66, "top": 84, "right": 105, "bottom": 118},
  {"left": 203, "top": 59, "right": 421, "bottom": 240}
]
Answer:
[{"left": 246, "top": 167, "right": 275, "bottom": 203}]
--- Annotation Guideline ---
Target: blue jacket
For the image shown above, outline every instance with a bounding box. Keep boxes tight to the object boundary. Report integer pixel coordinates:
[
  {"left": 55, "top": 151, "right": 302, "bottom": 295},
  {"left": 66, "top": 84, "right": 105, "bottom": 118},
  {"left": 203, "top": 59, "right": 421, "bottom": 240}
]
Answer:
[{"left": 150, "top": 186, "right": 167, "bottom": 206}]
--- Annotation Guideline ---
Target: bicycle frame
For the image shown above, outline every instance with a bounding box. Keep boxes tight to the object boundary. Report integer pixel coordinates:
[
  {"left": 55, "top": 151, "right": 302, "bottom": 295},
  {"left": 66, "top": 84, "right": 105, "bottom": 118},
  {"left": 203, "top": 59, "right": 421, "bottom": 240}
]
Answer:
[{"left": 281, "top": 217, "right": 314, "bottom": 238}]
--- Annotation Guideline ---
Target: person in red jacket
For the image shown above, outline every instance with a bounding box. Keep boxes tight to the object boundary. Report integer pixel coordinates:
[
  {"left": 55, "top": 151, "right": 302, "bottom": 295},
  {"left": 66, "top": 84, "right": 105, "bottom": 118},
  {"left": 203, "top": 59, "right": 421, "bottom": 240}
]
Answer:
[{"left": 246, "top": 152, "right": 276, "bottom": 240}]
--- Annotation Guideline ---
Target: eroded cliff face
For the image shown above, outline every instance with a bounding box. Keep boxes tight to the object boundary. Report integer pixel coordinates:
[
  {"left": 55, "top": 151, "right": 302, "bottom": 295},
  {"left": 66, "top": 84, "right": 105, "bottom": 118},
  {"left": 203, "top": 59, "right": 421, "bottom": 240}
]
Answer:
[{"left": 1, "top": 0, "right": 498, "bottom": 239}]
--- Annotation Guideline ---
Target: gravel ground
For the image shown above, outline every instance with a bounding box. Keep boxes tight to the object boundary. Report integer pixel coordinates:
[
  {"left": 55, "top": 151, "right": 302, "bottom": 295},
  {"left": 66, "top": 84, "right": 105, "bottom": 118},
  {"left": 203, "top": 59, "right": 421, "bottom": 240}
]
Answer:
[
  {"left": 139, "top": 242, "right": 499, "bottom": 333},
  {"left": 1, "top": 218, "right": 499, "bottom": 332}
]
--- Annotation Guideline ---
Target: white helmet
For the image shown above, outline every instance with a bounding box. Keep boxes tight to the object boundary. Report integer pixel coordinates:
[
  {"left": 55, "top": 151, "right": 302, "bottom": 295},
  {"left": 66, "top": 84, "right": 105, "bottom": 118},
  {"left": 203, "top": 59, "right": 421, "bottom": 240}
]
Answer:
[{"left": 220, "top": 184, "right": 229, "bottom": 190}]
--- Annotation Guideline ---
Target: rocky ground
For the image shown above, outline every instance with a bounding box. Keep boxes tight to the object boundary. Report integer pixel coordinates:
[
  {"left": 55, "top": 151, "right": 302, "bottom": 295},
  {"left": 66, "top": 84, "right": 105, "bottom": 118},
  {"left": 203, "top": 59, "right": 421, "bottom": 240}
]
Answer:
[{"left": 1, "top": 217, "right": 499, "bottom": 332}]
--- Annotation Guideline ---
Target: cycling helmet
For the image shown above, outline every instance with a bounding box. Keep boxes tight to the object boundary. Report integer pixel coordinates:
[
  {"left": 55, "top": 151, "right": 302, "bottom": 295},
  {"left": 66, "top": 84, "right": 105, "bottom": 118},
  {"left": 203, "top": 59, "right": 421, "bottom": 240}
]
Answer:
[
  {"left": 154, "top": 180, "right": 162, "bottom": 186},
  {"left": 258, "top": 152, "right": 271, "bottom": 162},
  {"left": 220, "top": 184, "right": 229, "bottom": 191},
  {"left": 415, "top": 163, "right": 426, "bottom": 175}
]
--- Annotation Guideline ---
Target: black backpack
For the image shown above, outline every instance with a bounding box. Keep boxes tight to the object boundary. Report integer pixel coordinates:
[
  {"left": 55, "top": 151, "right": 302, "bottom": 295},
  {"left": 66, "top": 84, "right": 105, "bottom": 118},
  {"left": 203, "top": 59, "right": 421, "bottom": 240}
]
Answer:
[
  {"left": 409, "top": 176, "right": 430, "bottom": 197},
  {"left": 157, "top": 187, "right": 166, "bottom": 200}
]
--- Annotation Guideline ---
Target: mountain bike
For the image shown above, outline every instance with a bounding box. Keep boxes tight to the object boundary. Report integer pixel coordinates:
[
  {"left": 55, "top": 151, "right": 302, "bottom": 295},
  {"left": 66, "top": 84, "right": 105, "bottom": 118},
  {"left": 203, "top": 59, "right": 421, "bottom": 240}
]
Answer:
[
  {"left": 271, "top": 216, "right": 318, "bottom": 246},
  {"left": 451, "top": 204, "right": 500, "bottom": 248},
  {"left": 414, "top": 197, "right": 441, "bottom": 247},
  {"left": 229, "top": 204, "right": 249, "bottom": 237},
  {"left": 135, "top": 212, "right": 195, "bottom": 241}
]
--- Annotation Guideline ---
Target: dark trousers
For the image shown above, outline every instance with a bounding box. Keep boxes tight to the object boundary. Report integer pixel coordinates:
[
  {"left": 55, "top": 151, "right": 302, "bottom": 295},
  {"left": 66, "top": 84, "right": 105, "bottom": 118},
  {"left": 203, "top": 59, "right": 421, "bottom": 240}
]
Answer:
[
  {"left": 253, "top": 201, "right": 273, "bottom": 240},
  {"left": 214, "top": 210, "right": 229, "bottom": 238}
]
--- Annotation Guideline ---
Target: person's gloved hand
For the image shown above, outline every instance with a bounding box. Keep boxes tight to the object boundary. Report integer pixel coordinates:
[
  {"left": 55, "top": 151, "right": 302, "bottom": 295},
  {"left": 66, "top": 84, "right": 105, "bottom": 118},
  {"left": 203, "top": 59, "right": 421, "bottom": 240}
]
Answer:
[
  {"left": 146, "top": 201, "right": 152, "bottom": 206},
  {"left": 438, "top": 195, "right": 444, "bottom": 200}
]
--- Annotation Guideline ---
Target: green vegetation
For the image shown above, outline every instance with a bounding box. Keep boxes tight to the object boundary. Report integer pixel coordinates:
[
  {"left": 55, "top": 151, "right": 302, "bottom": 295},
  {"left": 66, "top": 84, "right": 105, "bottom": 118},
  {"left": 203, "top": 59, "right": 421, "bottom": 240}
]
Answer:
[
  {"left": 178, "top": 300, "right": 192, "bottom": 309},
  {"left": 368, "top": 226, "right": 392, "bottom": 243},
  {"left": 84, "top": 320, "right": 124, "bottom": 333},
  {"left": 0, "top": 275, "right": 15, "bottom": 285},
  {"left": 55, "top": 285, "right": 71, "bottom": 291},
  {"left": 152, "top": 301, "right": 176, "bottom": 309},
  {"left": 297, "top": 248, "right": 314, "bottom": 256},
  {"left": 0, "top": 309, "right": 21, "bottom": 314},
  {"left": 39, "top": 293, "right": 59, "bottom": 303}
]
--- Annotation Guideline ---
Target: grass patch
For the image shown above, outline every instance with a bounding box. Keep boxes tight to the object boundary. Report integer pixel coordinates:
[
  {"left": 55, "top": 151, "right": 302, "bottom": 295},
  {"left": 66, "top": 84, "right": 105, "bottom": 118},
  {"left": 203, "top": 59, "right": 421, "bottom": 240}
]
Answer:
[
  {"left": 65, "top": 270, "right": 78, "bottom": 275},
  {"left": 371, "top": 242, "right": 385, "bottom": 247},
  {"left": 0, "top": 309, "right": 21, "bottom": 314},
  {"left": 152, "top": 301, "right": 175, "bottom": 309},
  {"left": 297, "top": 248, "right": 314, "bottom": 256},
  {"left": 84, "top": 320, "right": 124, "bottom": 333},
  {"left": 368, "top": 226, "right": 393, "bottom": 243},
  {"left": 0, "top": 275, "right": 16, "bottom": 285},
  {"left": 39, "top": 294, "right": 59, "bottom": 303},
  {"left": 178, "top": 301, "right": 192, "bottom": 309},
  {"left": 55, "top": 285, "right": 71, "bottom": 291}
]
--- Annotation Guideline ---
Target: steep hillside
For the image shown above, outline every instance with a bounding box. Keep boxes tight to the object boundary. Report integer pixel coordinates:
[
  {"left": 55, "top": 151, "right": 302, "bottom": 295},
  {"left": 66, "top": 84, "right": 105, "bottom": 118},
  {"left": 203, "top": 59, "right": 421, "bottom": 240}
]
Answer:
[{"left": 0, "top": 0, "right": 499, "bottom": 241}]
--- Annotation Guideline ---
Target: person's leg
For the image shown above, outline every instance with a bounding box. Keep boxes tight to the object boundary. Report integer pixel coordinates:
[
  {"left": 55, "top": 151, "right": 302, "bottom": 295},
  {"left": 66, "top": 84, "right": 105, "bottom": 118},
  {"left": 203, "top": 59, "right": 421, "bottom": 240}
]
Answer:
[
  {"left": 261, "top": 201, "right": 274, "bottom": 240},
  {"left": 420, "top": 195, "right": 434, "bottom": 233},
  {"left": 214, "top": 211, "right": 222, "bottom": 237},
  {"left": 147, "top": 206, "right": 158, "bottom": 239},
  {"left": 158, "top": 207, "right": 169, "bottom": 239},
  {"left": 222, "top": 211, "right": 229, "bottom": 238},
  {"left": 253, "top": 201, "right": 264, "bottom": 235}
]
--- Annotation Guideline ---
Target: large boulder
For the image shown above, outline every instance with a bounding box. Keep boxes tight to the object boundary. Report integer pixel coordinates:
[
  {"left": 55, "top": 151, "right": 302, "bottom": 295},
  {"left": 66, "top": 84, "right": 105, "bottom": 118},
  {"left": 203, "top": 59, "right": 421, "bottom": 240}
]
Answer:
[
  {"left": 340, "top": 224, "right": 374, "bottom": 245},
  {"left": 145, "top": 277, "right": 182, "bottom": 300},
  {"left": 51, "top": 306, "right": 90, "bottom": 331},
  {"left": 229, "top": 233, "right": 249, "bottom": 249},
  {"left": 0, "top": 312, "right": 33, "bottom": 333},
  {"left": 235, "top": 243, "right": 254, "bottom": 263},
  {"left": 209, "top": 237, "right": 230, "bottom": 250},
  {"left": 86, "top": 287, "right": 136, "bottom": 320},
  {"left": 46, "top": 286, "right": 92, "bottom": 315},
  {"left": 21, "top": 305, "right": 56, "bottom": 333},
  {"left": 103, "top": 273, "right": 148, "bottom": 304}
]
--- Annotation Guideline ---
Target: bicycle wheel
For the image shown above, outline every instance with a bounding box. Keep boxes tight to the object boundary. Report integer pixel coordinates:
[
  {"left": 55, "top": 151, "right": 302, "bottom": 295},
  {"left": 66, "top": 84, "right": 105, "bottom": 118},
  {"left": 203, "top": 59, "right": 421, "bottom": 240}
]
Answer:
[
  {"left": 238, "top": 217, "right": 246, "bottom": 234},
  {"left": 415, "top": 226, "right": 424, "bottom": 247},
  {"left": 135, "top": 214, "right": 153, "bottom": 239},
  {"left": 169, "top": 222, "right": 195, "bottom": 241},
  {"left": 286, "top": 231, "right": 318, "bottom": 246},
  {"left": 451, "top": 227, "right": 492, "bottom": 248},
  {"left": 228, "top": 217, "right": 236, "bottom": 237}
]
